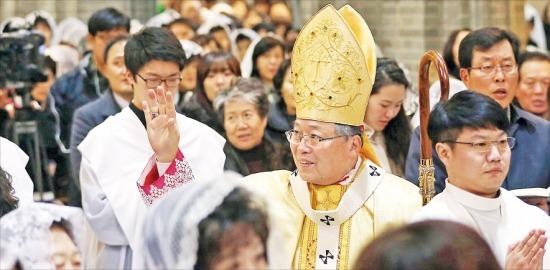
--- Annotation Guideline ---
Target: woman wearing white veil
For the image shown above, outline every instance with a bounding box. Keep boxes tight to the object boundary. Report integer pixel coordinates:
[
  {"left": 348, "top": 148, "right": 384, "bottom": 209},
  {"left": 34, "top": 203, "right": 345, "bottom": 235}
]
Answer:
[
  {"left": 525, "top": 4, "right": 548, "bottom": 52},
  {"left": 0, "top": 202, "right": 94, "bottom": 269},
  {"left": 141, "top": 174, "right": 270, "bottom": 269}
]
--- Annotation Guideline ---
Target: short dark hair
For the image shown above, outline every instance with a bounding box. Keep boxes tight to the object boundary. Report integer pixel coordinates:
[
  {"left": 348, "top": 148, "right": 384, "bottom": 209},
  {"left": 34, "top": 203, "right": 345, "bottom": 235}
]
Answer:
[
  {"left": 354, "top": 220, "right": 500, "bottom": 270},
  {"left": 103, "top": 34, "right": 131, "bottom": 63},
  {"left": 372, "top": 57, "right": 411, "bottom": 171},
  {"left": 87, "top": 7, "right": 130, "bottom": 36},
  {"left": 195, "top": 188, "right": 269, "bottom": 269},
  {"left": 252, "top": 22, "right": 275, "bottom": 34},
  {"left": 124, "top": 27, "right": 187, "bottom": 76},
  {"left": 167, "top": 18, "right": 197, "bottom": 31},
  {"left": 428, "top": 90, "right": 510, "bottom": 148},
  {"left": 458, "top": 27, "right": 519, "bottom": 70},
  {"left": 250, "top": 36, "right": 284, "bottom": 79},
  {"left": 442, "top": 28, "right": 471, "bottom": 78},
  {"left": 518, "top": 51, "right": 550, "bottom": 80}
]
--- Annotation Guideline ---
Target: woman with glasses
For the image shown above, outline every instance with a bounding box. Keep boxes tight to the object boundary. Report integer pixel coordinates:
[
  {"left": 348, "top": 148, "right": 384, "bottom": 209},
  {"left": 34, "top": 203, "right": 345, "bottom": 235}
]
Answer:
[
  {"left": 180, "top": 51, "right": 241, "bottom": 134},
  {"left": 214, "top": 77, "right": 294, "bottom": 176},
  {"left": 363, "top": 58, "right": 411, "bottom": 178}
]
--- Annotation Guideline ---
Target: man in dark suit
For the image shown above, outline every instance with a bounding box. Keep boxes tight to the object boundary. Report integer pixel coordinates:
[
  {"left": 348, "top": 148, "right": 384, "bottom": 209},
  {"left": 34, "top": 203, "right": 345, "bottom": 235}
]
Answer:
[
  {"left": 406, "top": 27, "right": 550, "bottom": 194},
  {"left": 69, "top": 35, "right": 132, "bottom": 206}
]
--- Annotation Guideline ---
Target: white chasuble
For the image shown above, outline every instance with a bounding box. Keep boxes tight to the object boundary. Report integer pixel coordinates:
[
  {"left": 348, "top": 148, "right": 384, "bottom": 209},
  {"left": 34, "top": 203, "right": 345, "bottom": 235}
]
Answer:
[
  {"left": 290, "top": 160, "right": 383, "bottom": 269},
  {"left": 243, "top": 157, "right": 422, "bottom": 270},
  {"left": 79, "top": 107, "right": 225, "bottom": 268}
]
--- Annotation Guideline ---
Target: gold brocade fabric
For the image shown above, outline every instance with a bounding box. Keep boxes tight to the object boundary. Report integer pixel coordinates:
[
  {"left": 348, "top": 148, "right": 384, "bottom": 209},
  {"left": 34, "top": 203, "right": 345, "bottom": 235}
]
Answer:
[{"left": 295, "top": 183, "right": 353, "bottom": 269}]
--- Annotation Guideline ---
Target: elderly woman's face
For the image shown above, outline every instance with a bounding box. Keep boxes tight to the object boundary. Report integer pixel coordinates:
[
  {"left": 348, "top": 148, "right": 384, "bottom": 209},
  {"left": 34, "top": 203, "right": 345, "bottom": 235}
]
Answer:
[
  {"left": 257, "top": 46, "right": 284, "bottom": 84},
  {"left": 223, "top": 100, "right": 267, "bottom": 151},
  {"left": 51, "top": 226, "right": 81, "bottom": 270}
]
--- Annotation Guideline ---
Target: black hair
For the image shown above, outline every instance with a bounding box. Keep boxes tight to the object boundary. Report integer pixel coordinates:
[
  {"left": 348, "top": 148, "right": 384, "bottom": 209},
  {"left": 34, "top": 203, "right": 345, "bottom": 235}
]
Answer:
[
  {"left": 124, "top": 27, "right": 187, "bottom": 76},
  {"left": 103, "top": 34, "right": 131, "bottom": 63},
  {"left": 458, "top": 27, "right": 519, "bottom": 70},
  {"left": 0, "top": 166, "right": 19, "bottom": 218},
  {"left": 87, "top": 7, "right": 131, "bottom": 36},
  {"left": 252, "top": 22, "right": 275, "bottom": 34},
  {"left": 442, "top": 28, "right": 471, "bottom": 79},
  {"left": 428, "top": 90, "right": 510, "bottom": 148},
  {"left": 44, "top": 55, "right": 56, "bottom": 77},
  {"left": 355, "top": 220, "right": 500, "bottom": 270},
  {"left": 192, "top": 34, "right": 222, "bottom": 51},
  {"left": 195, "top": 51, "right": 241, "bottom": 103},
  {"left": 272, "top": 58, "right": 290, "bottom": 93},
  {"left": 371, "top": 57, "right": 411, "bottom": 172},
  {"left": 250, "top": 36, "right": 284, "bottom": 79},
  {"left": 518, "top": 51, "right": 550, "bottom": 80},
  {"left": 32, "top": 16, "right": 52, "bottom": 30},
  {"left": 167, "top": 18, "right": 197, "bottom": 31},
  {"left": 195, "top": 187, "right": 269, "bottom": 269},
  {"left": 236, "top": 33, "right": 252, "bottom": 44}
]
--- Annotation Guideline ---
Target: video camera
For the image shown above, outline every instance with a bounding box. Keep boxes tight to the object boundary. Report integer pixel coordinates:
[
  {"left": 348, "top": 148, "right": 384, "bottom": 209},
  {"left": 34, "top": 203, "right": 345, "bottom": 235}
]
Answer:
[{"left": 0, "top": 29, "right": 47, "bottom": 94}]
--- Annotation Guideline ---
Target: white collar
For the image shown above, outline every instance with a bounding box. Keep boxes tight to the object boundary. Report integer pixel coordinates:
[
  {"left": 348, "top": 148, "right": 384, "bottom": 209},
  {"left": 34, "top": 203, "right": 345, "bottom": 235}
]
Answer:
[
  {"left": 445, "top": 179, "right": 502, "bottom": 211},
  {"left": 112, "top": 92, "right": 130, "bottom": 108}
]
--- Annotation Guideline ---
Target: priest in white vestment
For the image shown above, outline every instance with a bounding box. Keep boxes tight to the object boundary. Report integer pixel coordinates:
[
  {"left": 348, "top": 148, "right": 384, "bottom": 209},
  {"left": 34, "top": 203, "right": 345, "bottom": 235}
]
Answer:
[
  {"left": 412, "top": 91, "right": 550, "bottom": 269},
  {"left": 78, "top": 27, "right": 225, "bottom": 269}
]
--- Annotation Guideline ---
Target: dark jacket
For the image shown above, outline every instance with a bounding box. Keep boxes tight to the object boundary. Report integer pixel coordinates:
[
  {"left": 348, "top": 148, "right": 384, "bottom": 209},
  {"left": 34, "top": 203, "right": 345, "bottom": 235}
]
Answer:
[
  {"left": 224, "top": 136, "right": 295, "bottom": 176},
  {"left": 70, "top": 90, "right": 122, "bottom": 184},
  {"left": 405, "top": 105, "right": 550, "bottom": 193},
  {"left": 179, "top": 90, "right": 224, "bottom": 135},
  {"left": 266, "top": 102, "right": 295, "bottom": 146},
  {"left": 47, "top": 53, "right": 109, "bottom": 147}
]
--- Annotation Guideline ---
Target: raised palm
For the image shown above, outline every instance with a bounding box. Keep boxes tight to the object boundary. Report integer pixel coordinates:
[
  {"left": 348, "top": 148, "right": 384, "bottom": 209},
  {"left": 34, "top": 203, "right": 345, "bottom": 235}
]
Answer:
[{"left": 142, "top": 86, "right": 180, "bottom": 163}]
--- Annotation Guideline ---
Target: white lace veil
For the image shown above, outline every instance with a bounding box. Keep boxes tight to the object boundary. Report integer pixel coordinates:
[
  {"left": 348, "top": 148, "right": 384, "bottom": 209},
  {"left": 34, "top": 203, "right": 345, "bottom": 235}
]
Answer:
[
  {"left": 141, "top": 173, "right": 242, "bottom": 269},
  {"left": 0, "top": 203, "right": 86, "bottom": 270}
]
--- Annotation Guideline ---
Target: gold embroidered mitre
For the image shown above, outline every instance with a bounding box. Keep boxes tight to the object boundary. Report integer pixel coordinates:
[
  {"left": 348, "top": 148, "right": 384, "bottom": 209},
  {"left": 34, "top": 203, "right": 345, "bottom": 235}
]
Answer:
[
  {"left": 292, "top": 4, "right": 376, "bottom": 126},
  {"left": 292, "top": 4, "right": 381, "bottom": 165}
]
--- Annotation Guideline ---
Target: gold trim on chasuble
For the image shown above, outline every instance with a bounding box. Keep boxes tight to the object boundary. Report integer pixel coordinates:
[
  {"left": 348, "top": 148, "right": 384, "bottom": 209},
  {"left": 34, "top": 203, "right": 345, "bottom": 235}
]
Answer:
[
  {"left": 294, "top": 161, "right": 373, "bottom": 269},
  {"left": 290, "top": 160, "right": 385, "bottom": 269}
]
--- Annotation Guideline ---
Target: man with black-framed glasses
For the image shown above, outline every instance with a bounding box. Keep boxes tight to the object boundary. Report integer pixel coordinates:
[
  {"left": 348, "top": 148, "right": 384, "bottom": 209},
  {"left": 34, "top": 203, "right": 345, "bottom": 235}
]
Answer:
[
  {"left": 412, "top": 90, "right": 550, "bottom": 269},
  {"left": 77, "top": 27, "right": 225, "bottom": 269},
  {"left": 406, "top": 27, "right": 550, "bottom": 196}
]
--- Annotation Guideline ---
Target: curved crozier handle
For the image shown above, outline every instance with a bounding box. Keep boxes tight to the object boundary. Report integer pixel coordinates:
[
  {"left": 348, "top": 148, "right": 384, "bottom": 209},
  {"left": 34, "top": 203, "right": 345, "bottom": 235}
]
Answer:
[
  {"left": 418, "top": 50, "right": 449, "bottom": 160},
  {"left": 417, "top": 50, "right": 449, "bottom": 205}
]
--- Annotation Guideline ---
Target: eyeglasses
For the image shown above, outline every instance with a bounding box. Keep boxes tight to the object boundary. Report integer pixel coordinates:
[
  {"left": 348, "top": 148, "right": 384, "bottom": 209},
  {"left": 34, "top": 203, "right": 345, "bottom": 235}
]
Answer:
[
  {"left": 285, "top": 130, "right": 348, "bottom": 148},
  {"left": 136, "top": 73, "right": 182, "bottom": 89},
  {"left": 442, "top": 137, "right": 516, "bottom": 152},
  {"left": 467, "top": 64, "right": 517, "bottom": 76}
]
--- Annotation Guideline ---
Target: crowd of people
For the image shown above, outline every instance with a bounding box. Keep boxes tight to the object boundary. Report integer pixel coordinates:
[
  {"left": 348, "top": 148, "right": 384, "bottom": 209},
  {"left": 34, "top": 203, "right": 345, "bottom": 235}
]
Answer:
[{"left": 1, "top": 0, "right": 550, "bottom": 269}]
